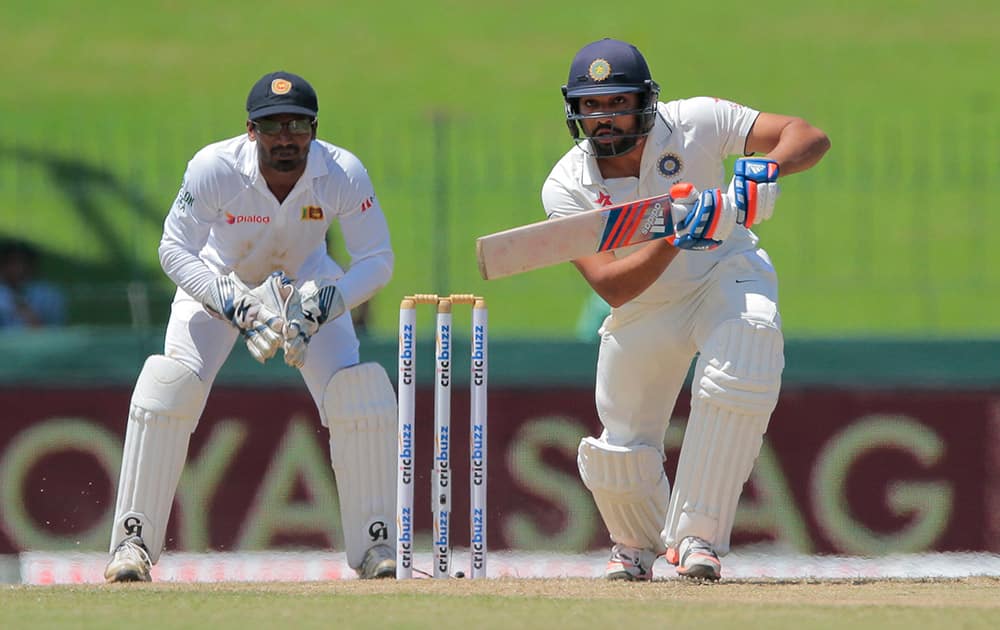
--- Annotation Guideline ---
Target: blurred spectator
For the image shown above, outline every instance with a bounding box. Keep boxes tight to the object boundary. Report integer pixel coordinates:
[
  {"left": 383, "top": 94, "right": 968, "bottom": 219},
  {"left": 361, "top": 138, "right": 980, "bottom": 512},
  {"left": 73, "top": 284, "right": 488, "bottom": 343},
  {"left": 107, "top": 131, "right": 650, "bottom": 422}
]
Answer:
[{"left": 0, "top": 239, "right": 67, "bottom": 328}]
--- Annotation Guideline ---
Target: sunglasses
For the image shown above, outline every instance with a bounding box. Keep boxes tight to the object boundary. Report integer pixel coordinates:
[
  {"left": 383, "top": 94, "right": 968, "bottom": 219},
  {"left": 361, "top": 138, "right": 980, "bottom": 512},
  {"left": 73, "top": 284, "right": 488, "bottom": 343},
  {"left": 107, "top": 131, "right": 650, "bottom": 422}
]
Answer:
[{"left": 252, "top": 118, "right": 315, "bottom": 136}]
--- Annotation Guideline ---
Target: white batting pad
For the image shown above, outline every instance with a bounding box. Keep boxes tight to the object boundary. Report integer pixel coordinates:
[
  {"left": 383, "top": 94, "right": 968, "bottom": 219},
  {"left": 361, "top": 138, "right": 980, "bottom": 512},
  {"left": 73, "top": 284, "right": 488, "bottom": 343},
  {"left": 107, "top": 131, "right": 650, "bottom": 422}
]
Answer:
[
  {"left": 324, "top": 362, "right": 398, "bottom": 569},
  {"left": 578, "top": 437, "right": 670, "bottom": 554},
  {"left": 110, "top": 355, "right": 208, "bottom": 563},
  {"left": 662, "top": 319, "right": 783, "bottom": 554}
]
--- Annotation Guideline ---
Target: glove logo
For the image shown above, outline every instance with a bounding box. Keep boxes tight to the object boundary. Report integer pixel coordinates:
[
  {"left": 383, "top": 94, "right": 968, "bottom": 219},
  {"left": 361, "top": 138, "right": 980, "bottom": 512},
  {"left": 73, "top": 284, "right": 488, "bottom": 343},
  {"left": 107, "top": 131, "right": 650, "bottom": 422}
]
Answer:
[
  {"left": 748, "top": 162, "right": 766, "bottom": 175},
  {"left": 657, "top": 152, "right": 682, "bottom": 178},
  {"left": 235, "top": 299, "right": 251, "bottom": 321}
]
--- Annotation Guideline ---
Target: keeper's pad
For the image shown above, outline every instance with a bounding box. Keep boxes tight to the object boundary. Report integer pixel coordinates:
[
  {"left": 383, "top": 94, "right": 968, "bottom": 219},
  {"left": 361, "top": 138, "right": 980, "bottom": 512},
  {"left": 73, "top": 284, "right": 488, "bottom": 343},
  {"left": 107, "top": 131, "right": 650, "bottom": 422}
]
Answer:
[
  {"left": 662, "top": 319, "right": 783, "bottom": 554},
  {"left": 578, "top": 437, "right": 670, "bottom": 554},
  {"left": 109, "top": 355, "right": 208, "bottom": 563},
  {"left": 324, "top": 362, "right": 398, "bottom": 569}
]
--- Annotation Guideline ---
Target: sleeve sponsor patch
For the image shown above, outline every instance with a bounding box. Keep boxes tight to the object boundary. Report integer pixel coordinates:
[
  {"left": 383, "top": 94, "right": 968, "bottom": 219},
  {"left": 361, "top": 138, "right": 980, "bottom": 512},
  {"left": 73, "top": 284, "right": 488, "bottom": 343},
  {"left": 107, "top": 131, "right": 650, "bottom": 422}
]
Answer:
[
  {"left": 174, "top": 185, "right": 194, "bottom": 212},
  {"left": 712, "top": 97, "right": 746, "bottom": 110}
]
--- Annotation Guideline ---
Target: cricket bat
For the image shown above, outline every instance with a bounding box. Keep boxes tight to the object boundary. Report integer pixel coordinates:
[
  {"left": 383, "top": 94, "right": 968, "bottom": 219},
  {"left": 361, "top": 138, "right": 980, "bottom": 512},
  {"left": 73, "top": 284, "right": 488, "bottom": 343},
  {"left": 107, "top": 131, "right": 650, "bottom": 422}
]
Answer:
[{"left": 476, "top": 194, "right": 675, "bottom": 280}]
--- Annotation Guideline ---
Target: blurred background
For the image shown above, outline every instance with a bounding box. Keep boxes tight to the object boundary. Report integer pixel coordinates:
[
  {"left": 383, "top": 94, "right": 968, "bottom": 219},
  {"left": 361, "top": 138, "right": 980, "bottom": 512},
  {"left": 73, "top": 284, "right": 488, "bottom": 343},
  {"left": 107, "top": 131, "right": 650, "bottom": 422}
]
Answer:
[{"left": 1, "top": 0, "right": 999, "bottom": 581}]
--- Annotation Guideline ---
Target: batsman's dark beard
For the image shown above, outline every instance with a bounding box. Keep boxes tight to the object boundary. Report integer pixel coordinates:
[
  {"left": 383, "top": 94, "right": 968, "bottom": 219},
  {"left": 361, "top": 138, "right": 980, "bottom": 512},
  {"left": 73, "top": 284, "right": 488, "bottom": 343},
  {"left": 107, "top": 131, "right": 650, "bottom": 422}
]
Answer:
[
  {"left": 589, "top": 122, "right": 640, "bottom": 158},
  {"left": 264, "top": 144, "right": 308, "bottom": 172}
]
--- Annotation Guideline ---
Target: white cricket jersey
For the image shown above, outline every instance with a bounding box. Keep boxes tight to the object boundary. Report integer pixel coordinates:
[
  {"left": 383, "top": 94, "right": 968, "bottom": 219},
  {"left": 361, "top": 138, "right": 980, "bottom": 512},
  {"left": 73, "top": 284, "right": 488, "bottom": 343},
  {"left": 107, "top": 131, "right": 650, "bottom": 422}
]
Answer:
[
  {"left": 541, "top": 96, "right": 761, "bottom": 304},
  {"left": 159, "top": 134, "right": 393, "bottom": 310}
]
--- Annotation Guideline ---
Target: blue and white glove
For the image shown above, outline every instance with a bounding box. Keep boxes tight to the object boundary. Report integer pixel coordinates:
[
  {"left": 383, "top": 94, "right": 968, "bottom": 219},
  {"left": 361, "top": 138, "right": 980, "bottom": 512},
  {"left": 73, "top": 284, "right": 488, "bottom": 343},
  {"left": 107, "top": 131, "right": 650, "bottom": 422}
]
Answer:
[
  {"left": 282, "top": 281, "right": 346, "bottom": 369},
  {"left": 205, "top": 272, "right": 292, "bottom": 364},
  {"left": 728, "top": 157, "right": 780, "bottom": 227},
  {"left": 670, "top": 182, "right": 736, "bottom": 251}
]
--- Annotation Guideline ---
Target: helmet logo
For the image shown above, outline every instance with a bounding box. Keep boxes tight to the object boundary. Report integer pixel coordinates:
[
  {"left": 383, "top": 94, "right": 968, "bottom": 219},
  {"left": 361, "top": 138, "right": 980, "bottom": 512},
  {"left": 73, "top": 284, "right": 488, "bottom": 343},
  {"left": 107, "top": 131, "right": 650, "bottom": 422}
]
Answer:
[
  {"left": 271, "top": 79, "right": 292, "bottom": 95},
  {"left": 588, "top": 58, "right": 611, "bottom": 82}
]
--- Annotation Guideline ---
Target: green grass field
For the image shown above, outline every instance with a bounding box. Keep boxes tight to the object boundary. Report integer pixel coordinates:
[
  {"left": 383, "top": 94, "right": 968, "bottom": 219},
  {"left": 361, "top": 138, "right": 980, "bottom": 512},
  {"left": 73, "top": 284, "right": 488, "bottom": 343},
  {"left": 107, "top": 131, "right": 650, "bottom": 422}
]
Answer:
[
  {"left": 3, "top": 579, "right": 1000, "bottom": 629},
  {"left": 2, "top": 1, "right": 998, "bottom": 337}
]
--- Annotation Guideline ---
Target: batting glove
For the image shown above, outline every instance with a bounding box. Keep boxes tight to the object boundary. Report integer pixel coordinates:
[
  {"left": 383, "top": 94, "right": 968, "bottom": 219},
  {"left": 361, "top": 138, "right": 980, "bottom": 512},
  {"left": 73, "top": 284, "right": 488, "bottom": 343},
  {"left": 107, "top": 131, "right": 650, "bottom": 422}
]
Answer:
[
  {"left": 728, "top": 158, "right": 780, "bottom": 227},
  {"left": 670, "top": 182, "right": 736, "bottom": 251}
]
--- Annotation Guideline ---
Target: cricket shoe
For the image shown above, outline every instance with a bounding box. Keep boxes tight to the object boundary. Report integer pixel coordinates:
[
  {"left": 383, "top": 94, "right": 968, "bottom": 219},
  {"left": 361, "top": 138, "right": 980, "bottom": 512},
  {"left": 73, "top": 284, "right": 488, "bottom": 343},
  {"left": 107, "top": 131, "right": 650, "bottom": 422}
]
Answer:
[
  {"left": 669, "top": 536, "right": 721, "bottom": 581},
  {"left": 104, "top": 536, "right": 152, "bottom": 583},
  {"left": 358, "top": 544, "right": 396, "bottom": 579},
  {"left": 604, "top": 543, "right": 657, "bottom": 581}
]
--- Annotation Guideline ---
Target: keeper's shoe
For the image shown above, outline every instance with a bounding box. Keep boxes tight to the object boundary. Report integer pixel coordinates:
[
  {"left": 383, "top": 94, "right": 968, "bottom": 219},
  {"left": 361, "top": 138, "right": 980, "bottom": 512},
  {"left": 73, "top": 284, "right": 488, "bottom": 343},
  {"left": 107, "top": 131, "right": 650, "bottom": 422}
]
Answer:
[
  {"left": 104, "top": 536, "right": 152, "bottom": 583},
  {"left": 668, "top": 536, "right": 721, "bottom": 581},
  {"left": 604, "top": 543, "right": 657, "bottom": 581},
  {"left": 358, "top": 544, "right": 396, "bottom": 579}
]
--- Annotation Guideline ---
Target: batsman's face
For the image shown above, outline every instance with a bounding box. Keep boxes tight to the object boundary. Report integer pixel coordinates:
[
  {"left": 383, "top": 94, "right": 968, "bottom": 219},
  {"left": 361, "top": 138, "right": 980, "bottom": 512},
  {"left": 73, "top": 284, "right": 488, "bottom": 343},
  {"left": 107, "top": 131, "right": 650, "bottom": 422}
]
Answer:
[
  {"left": 248, "top": 114, "right": 316, "bottom": 173},
  {"left": 578, "top": 92, "right": 641, "bottom": 150}
]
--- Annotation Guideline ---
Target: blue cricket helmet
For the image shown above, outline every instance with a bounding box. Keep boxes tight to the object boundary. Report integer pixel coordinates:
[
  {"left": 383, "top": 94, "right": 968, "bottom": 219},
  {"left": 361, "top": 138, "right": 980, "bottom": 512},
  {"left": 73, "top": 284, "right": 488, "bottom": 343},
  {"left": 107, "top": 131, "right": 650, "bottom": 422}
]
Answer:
[{"left": 562, "top": 38, "right": 661, "bottom": 157}]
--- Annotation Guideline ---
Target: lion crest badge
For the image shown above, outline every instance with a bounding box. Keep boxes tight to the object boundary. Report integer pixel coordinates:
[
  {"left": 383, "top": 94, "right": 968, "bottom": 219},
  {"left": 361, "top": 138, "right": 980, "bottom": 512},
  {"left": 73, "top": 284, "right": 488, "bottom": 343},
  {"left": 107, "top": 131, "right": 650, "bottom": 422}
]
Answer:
[{"left": 271, "top": 78, "right": 292, "bottom": 95}]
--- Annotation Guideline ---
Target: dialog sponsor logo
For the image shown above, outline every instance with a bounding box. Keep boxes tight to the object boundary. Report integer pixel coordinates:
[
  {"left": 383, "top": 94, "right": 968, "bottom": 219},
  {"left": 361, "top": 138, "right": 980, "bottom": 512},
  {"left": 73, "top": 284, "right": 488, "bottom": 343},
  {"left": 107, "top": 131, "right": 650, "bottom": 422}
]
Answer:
[{"left": 225, "top": 212, "right": 271, "bottom": 224}]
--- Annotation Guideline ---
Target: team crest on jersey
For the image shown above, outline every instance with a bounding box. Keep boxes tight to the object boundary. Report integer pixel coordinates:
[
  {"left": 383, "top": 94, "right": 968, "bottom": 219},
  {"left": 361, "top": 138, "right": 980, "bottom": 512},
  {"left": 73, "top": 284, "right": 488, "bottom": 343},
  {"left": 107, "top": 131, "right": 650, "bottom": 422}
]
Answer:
[
  {"left": 271, "top": 79, "right": 292, "bottom": 95},
  {"left": 588, "top": 58, "right": 611, "bottom": 82},
  {"left": 301, "top": 205, "right": 324, "bottom": 220},
  {"left": 657, "top": 152, "right": 683, "bottom": 178}
]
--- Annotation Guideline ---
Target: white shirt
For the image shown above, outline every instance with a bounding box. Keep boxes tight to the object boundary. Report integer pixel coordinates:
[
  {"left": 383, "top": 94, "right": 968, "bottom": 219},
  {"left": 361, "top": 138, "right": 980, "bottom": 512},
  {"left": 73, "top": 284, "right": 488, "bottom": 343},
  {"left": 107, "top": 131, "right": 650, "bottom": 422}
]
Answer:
[
  {"left": 159, "top": 134, "right": 393, "bottom": 310},
  {"left": 541, "top": 97, "right": 760, "bottom": 305}
]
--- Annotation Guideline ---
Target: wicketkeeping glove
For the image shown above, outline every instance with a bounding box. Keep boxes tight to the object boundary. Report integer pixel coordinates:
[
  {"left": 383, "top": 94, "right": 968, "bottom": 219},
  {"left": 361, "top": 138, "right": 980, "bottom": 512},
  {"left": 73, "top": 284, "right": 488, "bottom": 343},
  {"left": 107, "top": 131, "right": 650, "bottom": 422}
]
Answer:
[
  {"left": 282, "top": 281, "right": 346, "bottom": 369},
  {"left": 670, "top": 182, "right": 736, "bottom": 251},
  {"left": 204, "top": 272, "right": 293, "bottom": 363},
  {"left": 728, "top": 157, "right": 780, "bottom": 227}
]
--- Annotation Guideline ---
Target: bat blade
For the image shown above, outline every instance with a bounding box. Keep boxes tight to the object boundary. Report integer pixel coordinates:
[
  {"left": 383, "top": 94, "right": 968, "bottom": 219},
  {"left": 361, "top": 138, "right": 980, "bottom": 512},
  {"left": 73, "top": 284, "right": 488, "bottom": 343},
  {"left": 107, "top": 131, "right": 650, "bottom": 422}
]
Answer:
[{"left": 476, "top": 194, "right": 675, "bottom": 280}]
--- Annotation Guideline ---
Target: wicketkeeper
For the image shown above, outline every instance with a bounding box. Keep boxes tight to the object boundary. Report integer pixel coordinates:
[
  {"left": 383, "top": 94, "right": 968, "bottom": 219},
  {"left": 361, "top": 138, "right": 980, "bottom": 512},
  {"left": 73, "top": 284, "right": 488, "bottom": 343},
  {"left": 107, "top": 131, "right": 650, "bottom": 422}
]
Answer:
[
  {"left": 544, "top": 38, "right": 830, "bottom": 580},
  {"left": 104, "top": 71, "right": 398, "bottom": 582}
]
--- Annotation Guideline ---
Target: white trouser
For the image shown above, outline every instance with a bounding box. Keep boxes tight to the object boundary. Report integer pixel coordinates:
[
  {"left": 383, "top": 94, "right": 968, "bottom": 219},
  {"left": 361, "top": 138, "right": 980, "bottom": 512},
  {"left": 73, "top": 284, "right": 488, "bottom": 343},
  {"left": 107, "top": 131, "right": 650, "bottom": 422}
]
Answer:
[
  {"left": 164, "top": 288, "right": 360, "bottom": 409},
  {"left": 593, "top": 248, "right": 782, "bottom": 552}
]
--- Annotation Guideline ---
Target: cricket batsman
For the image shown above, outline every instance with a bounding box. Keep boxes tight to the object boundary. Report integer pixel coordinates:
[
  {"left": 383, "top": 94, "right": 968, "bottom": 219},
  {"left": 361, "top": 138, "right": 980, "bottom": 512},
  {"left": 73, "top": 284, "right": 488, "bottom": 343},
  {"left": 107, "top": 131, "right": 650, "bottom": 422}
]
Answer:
[
  {"left": 544, "top": 39, "right": 830, "bottom": 580},
  {"left": 104, "top": 71, "right": 398, "bottom": 581}
]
